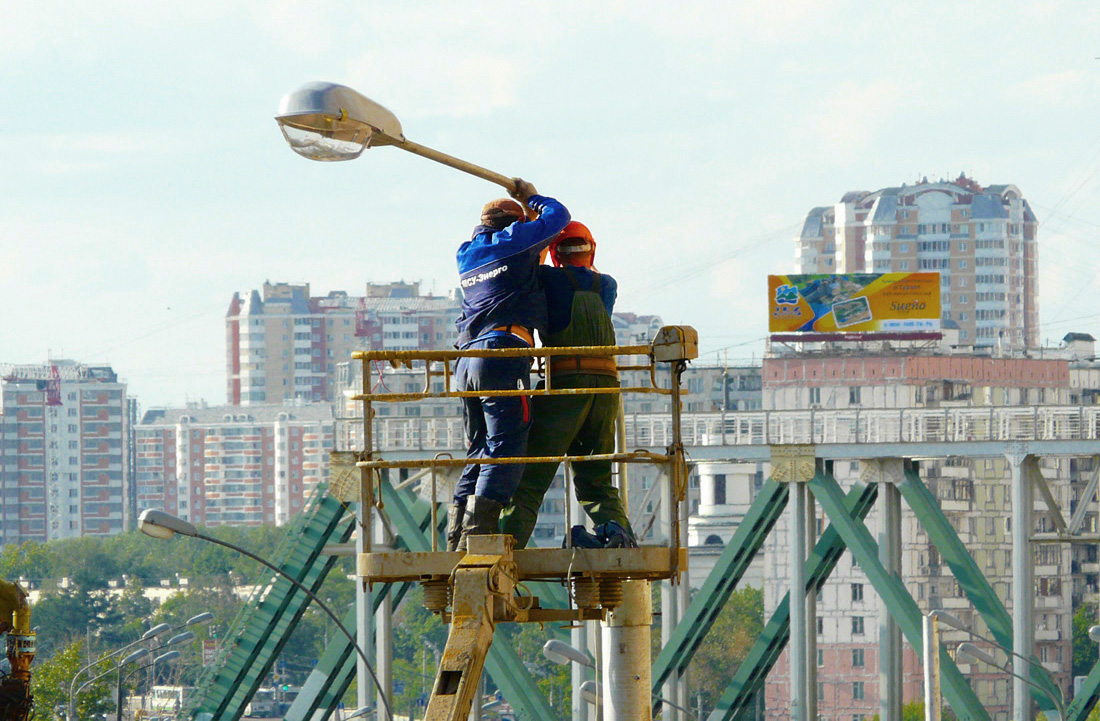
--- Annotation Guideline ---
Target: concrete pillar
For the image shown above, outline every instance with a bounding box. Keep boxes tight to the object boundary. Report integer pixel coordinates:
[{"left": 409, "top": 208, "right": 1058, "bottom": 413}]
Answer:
[
  {"left": 790, "top": 482, "right": 808, "bottom": 721},
  {"left": 1009, "top": 452, "right": 1034, "bottom": 720},
  {"left": 601, "top": 581, "right": 652, "bottom": 721},
  {"left": 878, "top": 472, "right": 903, "bottom": 720}
]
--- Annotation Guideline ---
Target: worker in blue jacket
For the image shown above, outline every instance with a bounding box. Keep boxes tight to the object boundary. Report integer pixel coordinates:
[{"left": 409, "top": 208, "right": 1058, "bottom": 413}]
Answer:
[{"left": 449, "top": 179, "right": 571, "bottom": 550}]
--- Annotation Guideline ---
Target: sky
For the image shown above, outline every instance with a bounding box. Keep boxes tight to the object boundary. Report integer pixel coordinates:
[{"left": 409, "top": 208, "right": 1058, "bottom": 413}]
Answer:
[{"left": 3, "top": 1, "right": 1100, "bottom": 409}]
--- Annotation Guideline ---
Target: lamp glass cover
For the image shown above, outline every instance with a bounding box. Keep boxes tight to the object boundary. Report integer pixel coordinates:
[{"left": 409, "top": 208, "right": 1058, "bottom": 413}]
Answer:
[{"left": 279, "top": 124, "right": 367, "bottom": 162}]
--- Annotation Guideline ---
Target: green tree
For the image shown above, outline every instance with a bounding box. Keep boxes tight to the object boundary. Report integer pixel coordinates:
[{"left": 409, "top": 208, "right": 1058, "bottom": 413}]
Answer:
[
  {"left": 1075, "top": 603, "right": 1099, "bottom": 677},
  {"left": 686, "top": 586, "right": 764, "bottom": 716},
  {"left": 30, "top": 640, "right": 112, "bottom": 721}
]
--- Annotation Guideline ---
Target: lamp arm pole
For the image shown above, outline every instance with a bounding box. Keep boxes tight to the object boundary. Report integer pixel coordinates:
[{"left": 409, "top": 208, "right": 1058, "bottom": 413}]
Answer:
[
  {"left": 193, "top": 530, "right": 393, "bottom": 721},
  {"left": 654, "top": 694, "right": 699, "bottom": 721},
  {"left": 69, "top": 634, "right": 153, "bottom": 719},
  {"left": 956, "top": 628, "right": 1061, "bottom": 709},
  {"left": 393, "top": 138, "right": 516, "bottom": 193},
  {"left": 990, "top": 661, "right": 1064, "bottom": 719}
]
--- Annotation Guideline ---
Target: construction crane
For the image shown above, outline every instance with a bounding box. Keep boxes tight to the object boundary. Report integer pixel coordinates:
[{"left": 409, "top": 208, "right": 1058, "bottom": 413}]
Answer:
[{"left": 0, "top": 580, "right": 35, "bottom": 721}]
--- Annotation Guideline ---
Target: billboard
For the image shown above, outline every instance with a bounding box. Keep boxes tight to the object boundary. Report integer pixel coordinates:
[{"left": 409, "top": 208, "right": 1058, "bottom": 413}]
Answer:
[{"left": 769, "top": 272, "right": 941, "bottom": 334}]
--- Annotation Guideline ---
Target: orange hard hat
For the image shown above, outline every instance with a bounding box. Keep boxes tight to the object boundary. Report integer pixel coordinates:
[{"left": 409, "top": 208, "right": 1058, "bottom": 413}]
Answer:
[
  {"left": 481, "top": 198, "right": 526, "bottom": 228},
  {"left": 549, "top": 221, "right": 597, "bottom": 268}
]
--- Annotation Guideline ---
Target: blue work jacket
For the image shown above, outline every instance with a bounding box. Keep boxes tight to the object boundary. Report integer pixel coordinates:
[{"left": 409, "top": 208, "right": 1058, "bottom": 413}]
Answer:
[{"left": 455, "top": 195, "right": 570, "bottom": 346}]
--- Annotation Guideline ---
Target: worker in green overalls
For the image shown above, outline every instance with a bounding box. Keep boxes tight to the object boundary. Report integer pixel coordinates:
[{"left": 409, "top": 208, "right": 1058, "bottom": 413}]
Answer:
[{"left": 499, "top": 221, "right": 636, "bottom": 548}]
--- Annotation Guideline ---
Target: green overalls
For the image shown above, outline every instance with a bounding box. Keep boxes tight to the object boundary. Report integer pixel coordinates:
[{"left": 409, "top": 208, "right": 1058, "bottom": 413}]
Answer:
[{"left": 499, "top": 272, "right": 634, "bottom": 547}]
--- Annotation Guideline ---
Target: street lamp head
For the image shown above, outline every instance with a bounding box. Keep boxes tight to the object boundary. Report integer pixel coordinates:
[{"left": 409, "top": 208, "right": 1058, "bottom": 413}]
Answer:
[
  {"left": 275, "top": 82, "right": 405, "bottom": 162},
  {"left": 930, "top": 610, "right": 969, "bottom": 633},
  {"left": 1090, "top": 625, "right": 1100, "bottom": 644},
  {"left": 139, "top": 509, "right": 199, "bottom": 540},
  {"left": 121, "top": 648, "right": 150, "bottom": 666},
  {"left": 956, "top": 642, "right": 1000, "bottom": 668},
  {"left": 579, "top": 680, "right": 601, "bottom": 706},
  {"left": 143, "top": 623, "right": 172, "bottom": 640},
  {"left": 541, "top": 639, "right": 594, "bottom": 668},
  {"left": 165, "top": 631, "right": 195, "bottom": 647},
  {"left": 154, "top": 650, "right": 182, "bottom": 664},
  {"left": 186, "top": 612, "right": 214, "bottom": 628}
]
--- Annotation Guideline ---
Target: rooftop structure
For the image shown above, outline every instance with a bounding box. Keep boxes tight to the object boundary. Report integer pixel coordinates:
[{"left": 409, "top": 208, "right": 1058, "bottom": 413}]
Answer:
[
  {"left": 226, "top": 281, "right": 461, "bottom": 405},
  {"left": 797, "top": 175, "right": 1039, "bottom": 351}
]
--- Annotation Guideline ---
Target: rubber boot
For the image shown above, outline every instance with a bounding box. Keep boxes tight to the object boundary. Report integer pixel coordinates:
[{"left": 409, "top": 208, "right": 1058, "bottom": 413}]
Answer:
[
  {"left": 458, "top": 495, "right": 505, "bottom": 551},
  {"left": 446, "top": 501, "right": 466, "bottom": 552}
]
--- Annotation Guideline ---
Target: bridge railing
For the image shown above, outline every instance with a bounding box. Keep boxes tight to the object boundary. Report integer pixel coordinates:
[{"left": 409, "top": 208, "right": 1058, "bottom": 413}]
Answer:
[{"left": 346, "top": 404, "right": 1100, "bottom": 451}]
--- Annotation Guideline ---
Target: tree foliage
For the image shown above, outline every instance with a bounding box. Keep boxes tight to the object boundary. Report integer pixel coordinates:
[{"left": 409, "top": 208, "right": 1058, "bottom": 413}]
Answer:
[
  {"left": 1075, "top": 603, "right": 1099, "bottom": 677},
  {"left": 29, "top": 640, "right": 112, "bottom": 721},
  {"left": 686, "top": 586, "right": 765, "bottom": 716}
]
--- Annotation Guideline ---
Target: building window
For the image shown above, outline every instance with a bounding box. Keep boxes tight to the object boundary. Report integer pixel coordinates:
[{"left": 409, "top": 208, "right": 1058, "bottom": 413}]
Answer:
[
  {"left": 851, "top": 583, "right": 864, "bottom": 602},
  {"left": 853, "top": 681, "right": 865, "bottom": 700},
  {"left": 853, "top": 648, "right": 865, "bottom": 667},
  {"left": 852, "top": 616, "right": 865, "bottom": 635},
  {"left": 817, "top": 649, "right": 824, "bottom": 667},
  {"left": 849, "top": 387, "right": 862, "bottom": 405},
  {"left": 817, "top": 617, "right": 824, "bottom": 635},
  {"left": 809, "top": 387, "right": 821, "bottom": 404},
  {"left": 713, "top": 474, "right": 727, "bottom": 505}
]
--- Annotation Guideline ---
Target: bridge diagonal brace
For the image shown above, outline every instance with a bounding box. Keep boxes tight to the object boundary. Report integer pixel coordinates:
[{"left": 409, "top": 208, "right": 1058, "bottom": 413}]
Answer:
[
  {"left": 1032, "top": 463, "right": 1069, "bottom": 535},
  {"left": 652, "top": 477, "right": 789, "bottom": 693},
  {"left": 707, "top": 480, "right": 877, "bottom": 720},
  {"left": 1068, "top": 456, "right": 1100, "bottom": 535},
  {"left": 808, "top": 471, "right": 989, "bottom": 721},
  {"left": 897, "top": 462, "right": 1061, "bottom": 714}
]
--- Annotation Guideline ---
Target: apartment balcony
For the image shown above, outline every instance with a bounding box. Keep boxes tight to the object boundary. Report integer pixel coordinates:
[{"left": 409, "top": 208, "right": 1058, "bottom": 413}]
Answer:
[{"left": 1035, "top": 627, "right": 1061, "bottom": 642}]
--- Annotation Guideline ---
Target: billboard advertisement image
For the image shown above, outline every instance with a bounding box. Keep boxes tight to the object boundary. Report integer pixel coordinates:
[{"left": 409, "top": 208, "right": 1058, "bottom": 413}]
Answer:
[{"left": 768, "top": 272, "right": 941, "bottom": 334}]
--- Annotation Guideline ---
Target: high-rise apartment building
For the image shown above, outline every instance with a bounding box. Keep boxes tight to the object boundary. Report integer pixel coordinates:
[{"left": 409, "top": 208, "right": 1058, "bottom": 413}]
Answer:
[
  {"left": 226, "top": 281, "right": 461, "bottom": 405},
  {"left": 796, "top": 175, "right": 1039, "bottom": 350},
  {"left": 0, "top": 361, "right": 130, "bottom": 545},
  {"left": 135, "top": 404, "right": 334, "bottom": 527}
]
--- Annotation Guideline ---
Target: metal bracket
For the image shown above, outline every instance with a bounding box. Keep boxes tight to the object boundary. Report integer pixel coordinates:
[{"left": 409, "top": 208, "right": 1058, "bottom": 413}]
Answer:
[
  {"left": 860, "top": 457, "right": 905, "bottom": 486},
  {"left": 770, "top": 444, "right": 817, "bottom": 483}
]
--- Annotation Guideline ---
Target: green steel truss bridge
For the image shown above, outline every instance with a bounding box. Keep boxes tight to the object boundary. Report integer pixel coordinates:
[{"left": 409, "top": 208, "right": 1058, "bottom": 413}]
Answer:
[{"left": 187, "top": 404, "right": 1100, "bottom": 720}]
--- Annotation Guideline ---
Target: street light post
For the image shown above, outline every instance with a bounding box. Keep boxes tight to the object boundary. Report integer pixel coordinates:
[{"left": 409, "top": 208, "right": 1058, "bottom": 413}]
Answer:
[
  {"left": 922, "top": 613, "right": 941, "bottom": 721},
  {"left": 137, "top": 509, "right": 393, "bottom": 721}
]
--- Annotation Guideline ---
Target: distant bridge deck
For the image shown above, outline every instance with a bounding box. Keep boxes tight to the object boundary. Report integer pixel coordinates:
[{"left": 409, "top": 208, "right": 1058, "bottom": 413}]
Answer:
[{"left": 355, "top": 403, "right": 1100, "bottom": 461}]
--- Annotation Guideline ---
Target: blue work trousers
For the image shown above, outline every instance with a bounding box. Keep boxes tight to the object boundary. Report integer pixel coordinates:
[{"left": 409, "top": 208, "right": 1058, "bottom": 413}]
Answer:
[{"left": 453, "top": 335, "right": 533, "bottom": 505}]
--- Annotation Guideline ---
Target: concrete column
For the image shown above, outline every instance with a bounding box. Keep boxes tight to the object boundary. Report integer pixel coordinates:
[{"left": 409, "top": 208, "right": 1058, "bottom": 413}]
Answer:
[
  {"left": 878, "top": 477, "right": 903, "bottom": 720},
  {"left": 790, "top": 482, "right": 808, "bottom": 721},
  {"left": 1009, "top": 452, "right": 1034, "bottom": 720},
  {"left": 602, "top": 581, "right": 652, "bottom": 721}
]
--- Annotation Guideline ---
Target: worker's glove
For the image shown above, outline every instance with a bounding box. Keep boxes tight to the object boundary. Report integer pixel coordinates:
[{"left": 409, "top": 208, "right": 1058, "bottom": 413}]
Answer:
[{"left": 510, "top": 178, "right": 537, "bottom": 204}]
